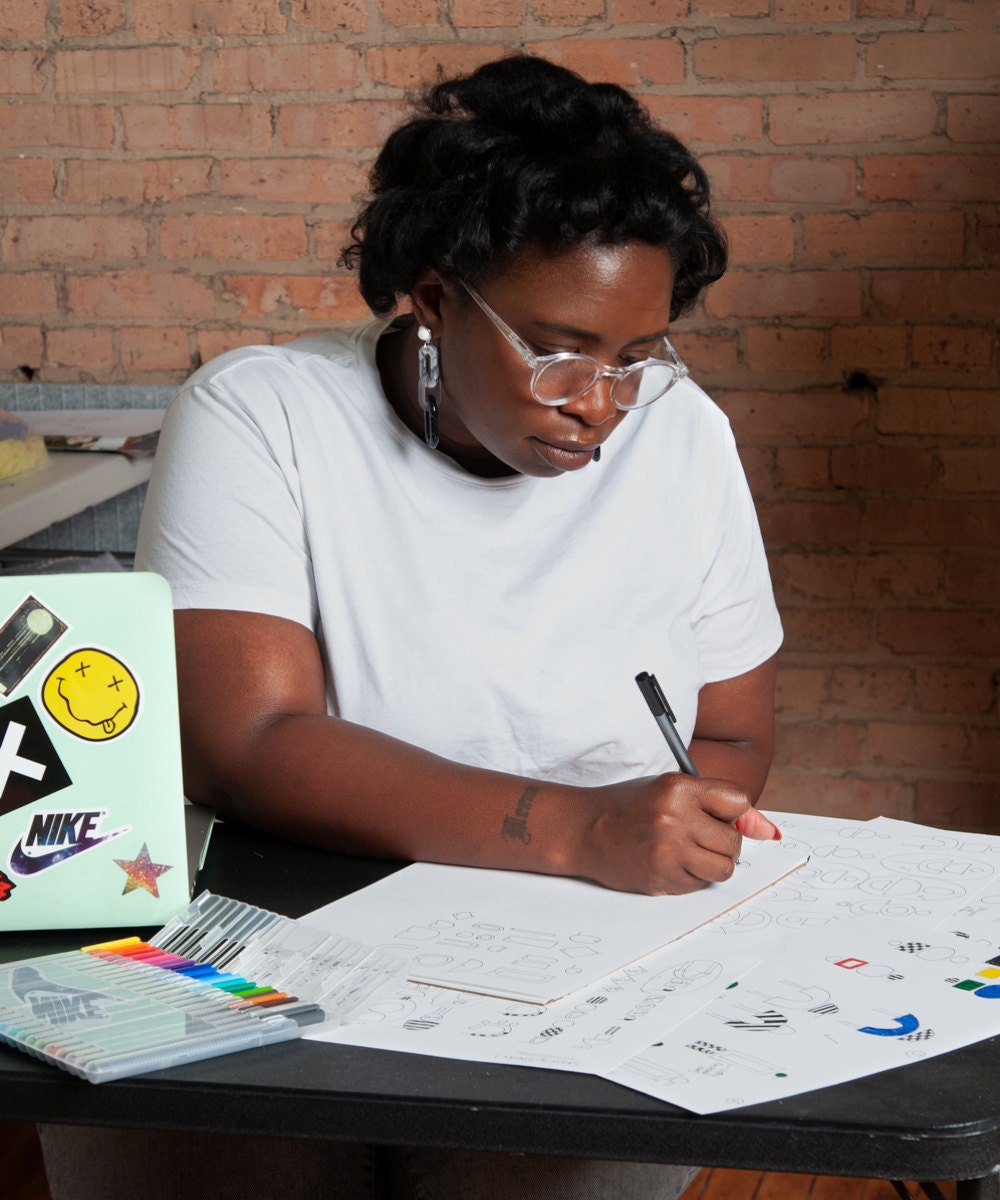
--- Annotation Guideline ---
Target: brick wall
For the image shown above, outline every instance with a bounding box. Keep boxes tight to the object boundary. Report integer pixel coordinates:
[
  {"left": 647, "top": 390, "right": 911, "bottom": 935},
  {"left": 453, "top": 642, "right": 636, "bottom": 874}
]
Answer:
[{"left": 1, "top": 0, "right": 997, "bottom": 830}]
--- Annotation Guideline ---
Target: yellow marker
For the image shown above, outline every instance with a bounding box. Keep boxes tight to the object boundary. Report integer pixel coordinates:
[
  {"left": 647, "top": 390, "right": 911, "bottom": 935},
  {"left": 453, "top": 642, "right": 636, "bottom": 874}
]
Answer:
[{"left": 42, "top": 647, "right": 140, "bottom": 741}]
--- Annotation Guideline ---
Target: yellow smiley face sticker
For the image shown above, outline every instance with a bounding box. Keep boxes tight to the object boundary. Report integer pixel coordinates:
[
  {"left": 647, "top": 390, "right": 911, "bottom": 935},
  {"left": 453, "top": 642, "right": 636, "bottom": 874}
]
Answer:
[{"left": 42, "top": 648, "right": 140, "bottom": 741}]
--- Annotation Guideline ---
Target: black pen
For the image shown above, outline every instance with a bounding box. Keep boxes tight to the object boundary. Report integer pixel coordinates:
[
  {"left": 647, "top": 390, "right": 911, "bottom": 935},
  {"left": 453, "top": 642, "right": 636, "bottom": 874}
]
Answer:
[{"left": 635, "top": 671, "right": 699, "bottom": 776}]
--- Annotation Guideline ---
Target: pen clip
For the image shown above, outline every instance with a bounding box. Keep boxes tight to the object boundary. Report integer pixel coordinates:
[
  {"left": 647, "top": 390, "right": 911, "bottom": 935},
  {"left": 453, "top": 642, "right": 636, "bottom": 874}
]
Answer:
[{"left": 634, "top": 671, "right": 677, "bottom": 723}]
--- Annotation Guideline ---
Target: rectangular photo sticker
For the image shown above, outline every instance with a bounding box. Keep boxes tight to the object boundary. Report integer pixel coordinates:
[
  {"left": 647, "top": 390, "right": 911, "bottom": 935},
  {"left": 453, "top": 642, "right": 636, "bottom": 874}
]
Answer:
[{"left": 0, "top": 596, "right": 69, "bottom": 696}]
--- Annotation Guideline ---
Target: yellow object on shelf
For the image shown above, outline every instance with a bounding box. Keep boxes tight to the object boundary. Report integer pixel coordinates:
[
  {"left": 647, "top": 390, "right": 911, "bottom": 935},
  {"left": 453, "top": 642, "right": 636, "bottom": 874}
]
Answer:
[{"left": 0, "top": 408, "right": 48, "bottom": 481}]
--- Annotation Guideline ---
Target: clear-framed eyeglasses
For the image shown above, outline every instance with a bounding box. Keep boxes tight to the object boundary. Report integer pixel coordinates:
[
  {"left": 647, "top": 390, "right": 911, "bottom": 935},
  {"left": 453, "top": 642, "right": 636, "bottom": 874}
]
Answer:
[{"left": 459, "top": 280, "right": 688, "bottom": 410}]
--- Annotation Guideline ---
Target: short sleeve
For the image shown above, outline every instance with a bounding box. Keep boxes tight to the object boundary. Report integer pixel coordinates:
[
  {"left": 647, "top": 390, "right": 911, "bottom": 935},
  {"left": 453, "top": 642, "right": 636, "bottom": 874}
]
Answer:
[
  {"left": 135, "top": 362, "right": 317, "bottom": 631},
  {"left": 690, "top": 415, "right": 783, "bottom": 683}
]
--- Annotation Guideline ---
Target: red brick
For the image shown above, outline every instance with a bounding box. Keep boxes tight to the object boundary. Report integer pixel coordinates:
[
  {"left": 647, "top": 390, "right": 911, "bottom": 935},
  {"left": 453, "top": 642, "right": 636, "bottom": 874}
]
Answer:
[
  {"left": 771, "top": 91, "right": 936, "bottom": 145},
  {"left": 161, "top": 215, "right": 308, "bottom": 262},
  {"left": 775, "top": 666, "right": 828, "bottom": 715},
  {"left": 313, "top": 220, "right": 358, "bottom": 263},
  {"left": 668, "top": 331, "right": 739, "bottom": 374},
  {"left": 693, "top": 34, "right": 857, "bottom": 83},
  {"left": 937, "top": 449, "right": 1000, "bottom": 493},
  {"left": 718, "top": 390, "right": 868, "bottom": 440},
  {"left": 0, "top": 272, "right": 57, "bottom": 315},
  {"left": 706, "top": 270, "right": 862, "bottom": 320},
  {"left": 2, "top": 215, "right": 147, "bottom": 262},
  {"left": 913, "top": 666, "right": 995, "bottom": 715},
  {"left": 857, "top": 0, "right": 907, "bottom": 14},
  {"left": 867, "top": 32, "right": 1000, "bottom": 81},
  {"left": 0, "top": 103, "right": 115, "bottom": 149},
  {"left": 221, "top": 274, "right": 369, "bottom": 323},
  {"left": 915, "top": 782, "right": 1000, "bottom": 836},
  {"left": 55, "top": 46, "right": 200, "bottom": 93},
  {"left": 196, "top": 328, "right": 273, "bottom": 364},
  {"left": 0, "top": 50, "right": 46, "bottom": 93},
  {"left": 746, "top": 327, "right": 826, "bottom": 372},
  {"left": 611, "top": 0, "right": 687, "bottom": 18},
  {"left": 737, "top": 446, "right": 771, "bottom": 497},
  {"left": 452, "top": 0, "right": 527, "bottom": 23},
  {"left": 58, "top": 0, "right": 126, "bottom": 35},
  {"left": 774, "top": 0, "right": 851, "bottom": 19},
  {"left": 803, "top": 212, "right": 964, "bottom": 263},
  {"left": 46, "top": 327, "right": 115, "bottom": 371},
  {"left": 216, "top": 0, "right": 285, "bottom": 34},
  {"left": 776, "top": 551, "right": 941, "bottom": 603},
  {"left": 132, "top": 0, "right": 213, "bottom": 36},
  {"left": 695, "top": 0, "right": 767, "bottom": 14},
  {"left": 862, "top": 154, "right": 1000, "bottom": 204},
  {"left": 366, "top": 44, "right": 511, "bottom": 90},
  {"left": 773, "top": 720, "right": 864, "bottom": 768},
  {"left": 704, "top": 155, "right": 855, "bottom": 205},
  {"left": 778, "top": 606, "right": 874, "bottom": 653},
  {"left": 220, "top": 158, "right": 365, "bottom": 204},
  {"left": 374, "top": 0, "right": 441, "bottom": 24},
  {"left": 645, "top": 96, "right": 763, "bottom": 144},
  {"left": 531, "top": 0, "right": 605, "bottom": 20},
  {"left": 763, "top": 775, "right": 903, "bottom": 822},
  {"left": 829, "top": 446, "right": 934, "bottom": 492},
  {"left": 120, "top": 327, "right": 192, "bottom": 372},
  {"left": 523, "top": 39, "right": 685, "bottom": 87},
  {"left": 279, "top": 100, "right": 407, "bottom": 149},
  {"left": 829, "top": 325, "right": 908, "bottom": 370},
  {"left": 723, "top": 215, "right": 794, "bottom": 264},
  {"left": 911, "top": 326, "right": 992, "bottom": 373},
  {"left": 123, "top": 105, "right": 272, "bottom": 151},
  {"left": 0, "top": 326, "right": 44, "bottom": 371},
  {"left": 288, "top": 0, "right": 365, "bottom": 32},
  {"left": 877, "top": 609, "right": 1000, "bottom": 656},
  {"left": 945, "top": 553, "right": 1000, "bottom": 605},
  {"left": 775, "top": 447, "right": 830, "bottom": 489},
  {"left": 866, "top": 721, "right": 966, "bottom": 772},
  {"left": 948, "top": 96, "right": 1000, "bottom": 143},
  {"left": 0, "top": 0, "right": 45, "bottom": 38},
  {"left": 872, "top": 270, "right": 1000, "bottom": 320},
  {"left": 214, "top": 44, "right": 359, "bottom": 93},
  {"left": 67, "top": 270, "right": 215, "bottom": 319},
  {"left": 877, "top": 388, "right": 1000, "bottom": 436},
  {"left": 759, "top": 499, "right": 864, "bottom": 547},
  {"left": 868, "top": 498, "right": 1000, "bottom": 548},
  {"left": 830, "top": 666, "right": 913, "bottom": 713},
  {"left": 64, "top": 158, "right": 213, "bottom": 203},
  {"left": 0, "top": 157, "right": 55, "bottom": 201},
  {"left": 967, "top": 729, "right": 1000, "bottom": 776}
]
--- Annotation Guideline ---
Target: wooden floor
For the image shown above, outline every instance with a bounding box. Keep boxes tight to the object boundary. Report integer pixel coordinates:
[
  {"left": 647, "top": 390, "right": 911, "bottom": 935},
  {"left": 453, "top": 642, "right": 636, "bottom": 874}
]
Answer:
[{"left": 0, "top": 1119, "right": 961, "bottom": 1199}]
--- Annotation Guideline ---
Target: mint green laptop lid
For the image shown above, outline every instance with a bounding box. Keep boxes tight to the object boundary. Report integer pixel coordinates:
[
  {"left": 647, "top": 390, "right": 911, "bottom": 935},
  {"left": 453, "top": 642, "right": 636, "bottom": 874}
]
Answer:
[{"left": 0, "top": 572, "right": 196, "bottom": 930}]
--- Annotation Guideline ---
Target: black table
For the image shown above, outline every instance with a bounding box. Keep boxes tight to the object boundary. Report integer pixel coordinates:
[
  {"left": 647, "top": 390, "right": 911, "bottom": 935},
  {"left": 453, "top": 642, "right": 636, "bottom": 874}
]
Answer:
[{"left": 2, "top": 822, "right": 998, "bottom": 1199}]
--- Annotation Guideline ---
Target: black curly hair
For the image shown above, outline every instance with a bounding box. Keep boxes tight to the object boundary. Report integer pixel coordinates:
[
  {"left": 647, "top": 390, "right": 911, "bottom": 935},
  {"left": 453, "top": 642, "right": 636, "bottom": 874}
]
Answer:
[{"left": 340, "top": 54, "right": 727, "bottom": 321}]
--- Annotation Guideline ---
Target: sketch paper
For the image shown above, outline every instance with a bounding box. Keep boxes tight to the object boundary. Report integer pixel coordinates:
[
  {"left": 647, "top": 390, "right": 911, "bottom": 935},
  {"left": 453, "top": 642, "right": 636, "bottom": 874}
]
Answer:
[
  {"left": 605, "top": 912, "right": 1000, "bottom": 1114},
  {"left": 312, "top": 925, "right": 760, "bottom": 1076},
  {"left": 707, "top": 811, "right": 1000, "bottom": 945},
  {"left": 299, "top": 837, "right": 807, "bottom": 1004}
]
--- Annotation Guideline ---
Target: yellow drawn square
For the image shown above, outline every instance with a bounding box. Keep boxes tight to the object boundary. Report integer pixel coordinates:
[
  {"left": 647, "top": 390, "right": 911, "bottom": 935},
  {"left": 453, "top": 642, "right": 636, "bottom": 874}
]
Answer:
[{"left": 977, "top": 967, "right": 1000, "bottom": 979}]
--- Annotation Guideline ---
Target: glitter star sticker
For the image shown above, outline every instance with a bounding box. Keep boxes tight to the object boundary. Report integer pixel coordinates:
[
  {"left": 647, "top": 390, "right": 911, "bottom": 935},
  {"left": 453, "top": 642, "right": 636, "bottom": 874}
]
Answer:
[{"left": 114, "top": 843, "right": 172, "bottom": 898}]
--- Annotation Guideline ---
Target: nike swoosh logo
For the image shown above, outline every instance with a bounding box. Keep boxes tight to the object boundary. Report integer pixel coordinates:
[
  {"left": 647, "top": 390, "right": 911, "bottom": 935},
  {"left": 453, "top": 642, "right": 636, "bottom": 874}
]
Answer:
[{"left": 9, "top": 829, "right": 127, "bottom": 875}]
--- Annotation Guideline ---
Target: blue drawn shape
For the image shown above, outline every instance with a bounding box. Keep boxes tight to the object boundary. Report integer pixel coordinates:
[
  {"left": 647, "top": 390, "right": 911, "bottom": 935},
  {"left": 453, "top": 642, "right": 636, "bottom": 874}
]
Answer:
[
  {"left": 859, "top": 1013, "right": 920, "bottom": 1036},
  {"left": 973, "top": 984, "right": 1000, "bottom": 999}
]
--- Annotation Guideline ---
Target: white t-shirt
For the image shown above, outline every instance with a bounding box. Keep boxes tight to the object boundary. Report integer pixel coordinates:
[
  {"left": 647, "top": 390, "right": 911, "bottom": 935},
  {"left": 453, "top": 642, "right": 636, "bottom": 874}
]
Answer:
[{"left": 136, "top": 320, "right": 782, "bottom": 786}]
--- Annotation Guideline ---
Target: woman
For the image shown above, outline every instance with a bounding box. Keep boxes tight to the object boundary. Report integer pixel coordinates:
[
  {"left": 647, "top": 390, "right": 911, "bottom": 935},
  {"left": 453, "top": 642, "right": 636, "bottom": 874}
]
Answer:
[{"left": 41, "top": 53, "right": 783, "bottom": 1200}]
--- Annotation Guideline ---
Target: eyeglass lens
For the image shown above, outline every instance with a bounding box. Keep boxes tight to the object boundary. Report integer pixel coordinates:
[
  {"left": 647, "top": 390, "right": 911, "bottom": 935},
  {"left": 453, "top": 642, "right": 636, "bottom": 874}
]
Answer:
[{"left": 533, "top": 358, "right": 680, "bottom": 408}]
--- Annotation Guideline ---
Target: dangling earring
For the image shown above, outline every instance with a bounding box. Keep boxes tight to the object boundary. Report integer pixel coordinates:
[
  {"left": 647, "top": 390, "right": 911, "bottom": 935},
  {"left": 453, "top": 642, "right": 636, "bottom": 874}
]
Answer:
[
  {"left": 593, "top": 446, "right": 601, "bottom": 463},
  {"left": 417, "top": 325, "right": 440, "bottom": 449}
]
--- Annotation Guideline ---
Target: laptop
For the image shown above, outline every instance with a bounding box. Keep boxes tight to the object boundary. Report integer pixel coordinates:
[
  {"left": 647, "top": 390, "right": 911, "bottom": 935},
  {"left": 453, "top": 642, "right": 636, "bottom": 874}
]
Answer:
[{"left": 0, "top": 571, "right": 212, "bottom": 930}]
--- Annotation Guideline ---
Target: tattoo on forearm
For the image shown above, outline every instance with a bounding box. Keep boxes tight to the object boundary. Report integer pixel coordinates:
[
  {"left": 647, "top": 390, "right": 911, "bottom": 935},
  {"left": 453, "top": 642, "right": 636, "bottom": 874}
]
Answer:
[{"left": 501, "top": 785, "right": 538, "bottom": 844}]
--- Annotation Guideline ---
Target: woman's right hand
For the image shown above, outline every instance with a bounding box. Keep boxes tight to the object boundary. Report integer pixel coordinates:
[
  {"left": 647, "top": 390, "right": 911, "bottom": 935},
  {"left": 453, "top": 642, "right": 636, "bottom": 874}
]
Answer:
[{"left": 568, "top": 774, "right": 777, "bottom": 895}]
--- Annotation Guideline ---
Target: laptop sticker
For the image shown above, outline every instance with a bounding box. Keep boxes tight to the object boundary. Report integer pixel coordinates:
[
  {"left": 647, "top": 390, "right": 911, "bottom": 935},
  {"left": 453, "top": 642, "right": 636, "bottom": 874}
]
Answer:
[
  {"left": 0, "top": 596, "right": 68, "bottom": 697},
  {"left": 41, "top": 647, "right": 140, "bottom": 741}
]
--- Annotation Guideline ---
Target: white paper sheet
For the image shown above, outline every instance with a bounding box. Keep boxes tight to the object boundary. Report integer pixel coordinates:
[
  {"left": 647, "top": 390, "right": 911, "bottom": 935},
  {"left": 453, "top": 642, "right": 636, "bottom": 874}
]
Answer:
[
  {"left": 300, "top": 836, "right": 807, "bottom": 1004},
  {"left": 605, "top": 911, "right": 1000, "bottom": 1113},
  {"left": 312, "top": 925, "right": 759, "bottom": 1075}
]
